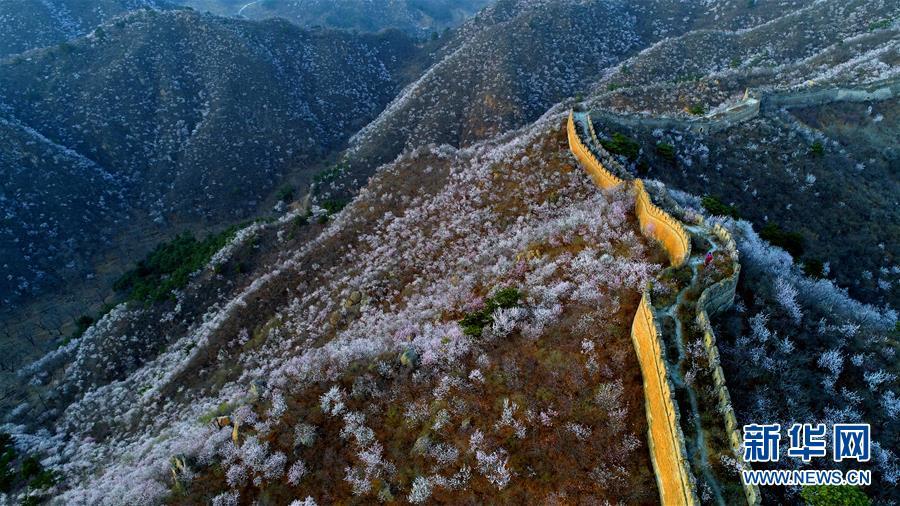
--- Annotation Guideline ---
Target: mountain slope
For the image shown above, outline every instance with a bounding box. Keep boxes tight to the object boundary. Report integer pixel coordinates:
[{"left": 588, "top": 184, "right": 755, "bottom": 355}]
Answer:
[
  {"left": 327, "top": 0, "right": 847, "bottom": 201},
  {"left": 574, "top": 0, "right": 900, "bottom": 306},
  {"left": 11, "top": 109, "right": 666, "bottom": 504},
  {"left": 1, "top": 1, "right": 897, "bottom": 503},
  {"left": 0, "top": 0, "right": 175, "bottom": 58},
  {"left": 0, "top": 9, "right": 422, "bottom": 322},
  {"left": 177, "top": 0, "right": 493, "bottom": 35}
]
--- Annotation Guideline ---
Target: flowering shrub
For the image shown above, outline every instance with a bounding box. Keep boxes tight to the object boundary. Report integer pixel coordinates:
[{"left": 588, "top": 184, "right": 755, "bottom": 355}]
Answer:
[
  {"left": 10, "top": 112, "right": 663, "bottom": 504},
  {"left": 712, "top": 217, "right": 898, "bottom": 501},
  {"left": 459, "top": 287, "right": 521, "bottom": 337}
]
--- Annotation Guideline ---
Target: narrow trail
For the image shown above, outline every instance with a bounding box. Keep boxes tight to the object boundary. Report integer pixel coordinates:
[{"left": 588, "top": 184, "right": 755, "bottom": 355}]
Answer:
[
  {"left": 237, "top": 0, "right": 261, "bottom": 17},
  {"left": 658, "top": 224, "right": 726, "bottom": 505}
]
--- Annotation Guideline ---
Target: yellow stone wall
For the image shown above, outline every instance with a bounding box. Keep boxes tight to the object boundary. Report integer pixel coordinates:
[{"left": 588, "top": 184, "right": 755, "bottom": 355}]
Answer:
[
  {"left": 566, "top": 111, "right": 628, "bottom": 189},
  {"left": 632, "top": 292, "right": 697, "bottom": 506},
  {"left": 568, "top": 109, "right": 759, "bottom": 505},
  {"left": 634, "top": 179, "right": 691, "bottom": 267},
  {"left": 567, "top": 111, "right": 696, "bottom": 505},
  {"left": 566, "top": 112, "right": 691, "bottom": 267}
]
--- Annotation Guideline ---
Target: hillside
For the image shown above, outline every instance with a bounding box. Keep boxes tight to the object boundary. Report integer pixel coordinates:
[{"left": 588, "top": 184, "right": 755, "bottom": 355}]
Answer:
[
  {"left": 324, "top": 0, "right": 883, "bottom": 199},
  {"left": 0, "top": 0, "right": 176, "bottom": 58},
  {"left": 176, "top": 0, "right": 493, "bottom": 36},
  {"left": 10, "top": 110, "right": 668, "bottom": 504},
  {"left": 585, "top": 0, "right": 899, "bottom": 115},
  {"left": 0, "top": 9, "right": 424, "bottom": 360},
  {"left": 1, "top": 0, "right": 899, "bottom": 504},
  {"left": 572, "top": 0, "right": 900, "bottom": 306}
]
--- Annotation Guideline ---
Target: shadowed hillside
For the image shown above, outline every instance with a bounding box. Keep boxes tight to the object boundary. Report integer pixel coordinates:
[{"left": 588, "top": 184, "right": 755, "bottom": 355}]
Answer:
[
  {"left": 0, "top": 9, "right": 424, "bottom": 357},
  {"left": 176, "top": 0, "right": 493, "bottom": 36},
  {"left": 573, "top": 0, "right": 899, "bottom": 306},
  {"left": 0, "top": 0, "right": 178, "bottom": 58},
  {"left": 325, "top": 0, "right": 883, "bottom": 202}
]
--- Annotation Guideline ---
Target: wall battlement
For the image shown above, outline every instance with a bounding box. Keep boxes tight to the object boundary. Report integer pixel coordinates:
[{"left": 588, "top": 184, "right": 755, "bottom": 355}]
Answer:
[
  {"left": 692, "top": 222, "right": 761, "bottom": 506},
  {"left": 567, "top": 111, "right": 628, "bottom": 189},
  {"left": 632, "top": 290, "right": 698, "bottom": 505}
]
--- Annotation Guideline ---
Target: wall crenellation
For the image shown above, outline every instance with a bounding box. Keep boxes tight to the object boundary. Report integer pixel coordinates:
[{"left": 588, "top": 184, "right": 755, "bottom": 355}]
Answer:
[
  {"left": 632, "top": 289, "right": 699, "bottom": 505},
  {"left": 568, "top": 110, "right": 696, "bottom": 504},
  {"left": 692, "top": 220, "right": 761, "bottom": 506}
]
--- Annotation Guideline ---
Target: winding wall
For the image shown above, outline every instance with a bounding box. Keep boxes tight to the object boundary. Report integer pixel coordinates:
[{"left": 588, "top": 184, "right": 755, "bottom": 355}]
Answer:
[
  {"left": 568, "top": 111, "right": 697, "bottom": 505},
  {"left": 567, "top": 112, "right": 691, "bottom": 267},
  {"left": 632, "top": 292, "right": 697, "bottom": 506},
  {"left": 588, "top": 77, "right": 899, "bottom": 135},
  {"left": 566, "top": 111, "right": 628, "bottom": 189},
  {"left": 691, "top": 222, "right": 761, "bottom": 506},
  {"left": 569, "top": 110, "right": 762, "bottom": 505}
]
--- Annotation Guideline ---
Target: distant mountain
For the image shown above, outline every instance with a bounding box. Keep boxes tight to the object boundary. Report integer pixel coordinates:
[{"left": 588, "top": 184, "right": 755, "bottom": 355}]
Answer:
[
  {"left": 0, "top": 9, "right": 423, "bottom": 312},
  {"left": 0, "top": 0, "right": 176, "bottom": 58},
  {"left": 576, "top": 0, "right": 900, "bottom": 307},
  {"left": 175, "top": 0, "right": 493, "bottom": 35},
  {"left": 336, "top": 0, "right": 830, "bottom": 192},
  {"left": 330, "top": 0, "right": 898, "bottom": 306}
]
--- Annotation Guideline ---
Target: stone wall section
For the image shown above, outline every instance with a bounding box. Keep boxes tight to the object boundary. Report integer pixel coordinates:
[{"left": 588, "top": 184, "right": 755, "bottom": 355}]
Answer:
[
  {"left": 692, "top": 221, "right": 761, "bottom": 506},
  {"left": 632, "top": 291, "right": 699, "bottom": 506},
  {"left": 568, "top": 110, "right": 761, "bottom": 505},
  {"left": 568, "top": 111, "right": 697, "bottom": 505}
]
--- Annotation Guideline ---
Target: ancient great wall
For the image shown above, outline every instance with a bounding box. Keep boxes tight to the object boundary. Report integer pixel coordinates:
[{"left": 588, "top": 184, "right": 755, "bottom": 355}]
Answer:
[
  {"left": 567, "top": 111, "right": 761, "bottom": 505},
  {"left": 589, "top": 77, "right": 900, "bottom": 135}
]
